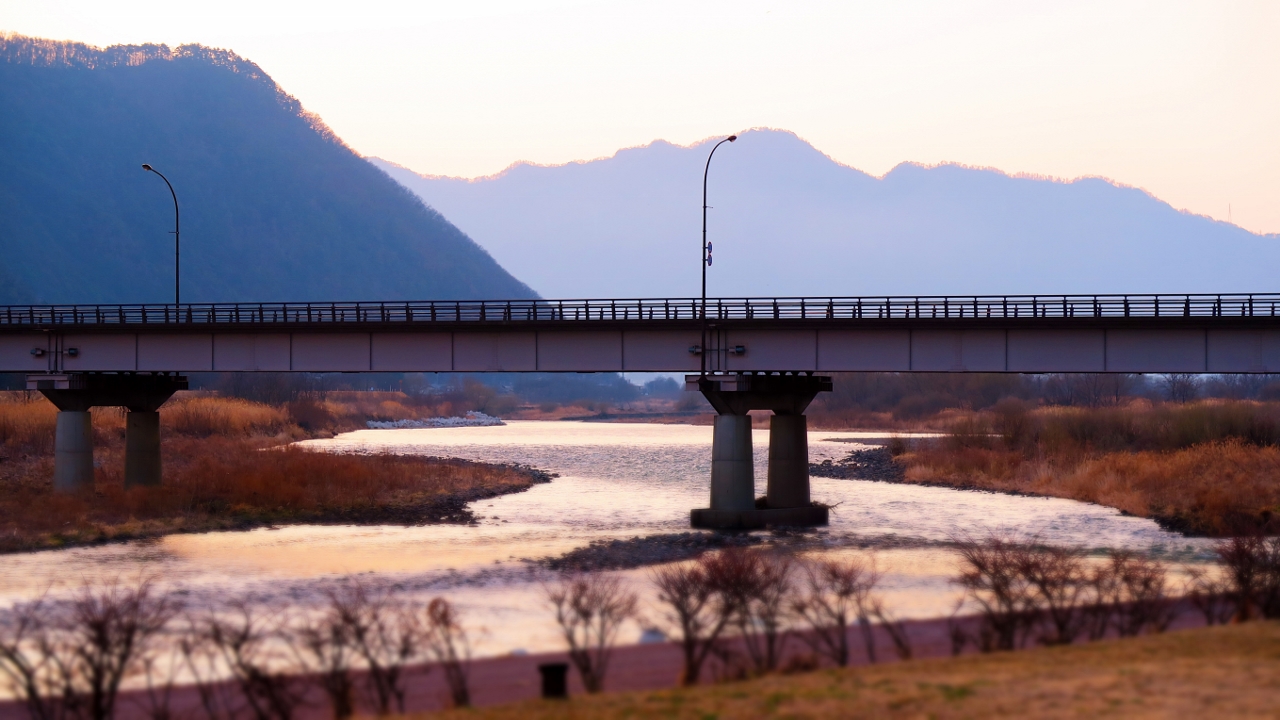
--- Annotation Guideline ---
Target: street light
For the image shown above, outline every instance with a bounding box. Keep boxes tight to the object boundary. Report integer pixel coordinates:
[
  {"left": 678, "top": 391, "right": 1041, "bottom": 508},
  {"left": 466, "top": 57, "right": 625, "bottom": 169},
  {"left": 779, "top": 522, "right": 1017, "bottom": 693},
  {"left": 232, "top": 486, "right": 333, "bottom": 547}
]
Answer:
[
  {"left": 142, "top": 164, "right": 180, "bottom": 305},
  {"left": 701, "top": 134, "right": 736, "bottom": 374}
]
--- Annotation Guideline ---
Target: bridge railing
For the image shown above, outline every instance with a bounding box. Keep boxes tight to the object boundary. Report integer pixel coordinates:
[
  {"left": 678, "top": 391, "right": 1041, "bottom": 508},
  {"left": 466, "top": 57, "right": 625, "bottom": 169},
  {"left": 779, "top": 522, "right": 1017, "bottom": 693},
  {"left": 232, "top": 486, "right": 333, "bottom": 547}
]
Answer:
[{"left": 2, "top": 295, "right": 1279, "bottom": 328}]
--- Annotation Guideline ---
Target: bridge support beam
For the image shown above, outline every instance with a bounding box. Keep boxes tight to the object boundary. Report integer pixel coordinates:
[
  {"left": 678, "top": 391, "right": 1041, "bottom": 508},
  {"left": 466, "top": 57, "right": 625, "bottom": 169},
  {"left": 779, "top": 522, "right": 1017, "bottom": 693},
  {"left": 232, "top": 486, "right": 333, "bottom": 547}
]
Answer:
[
  {"left": 688, "top": 373, "right": 832, "bottom": 530},
  {"left": 30, "top": 373, "right": 187, "bottom": 493}
]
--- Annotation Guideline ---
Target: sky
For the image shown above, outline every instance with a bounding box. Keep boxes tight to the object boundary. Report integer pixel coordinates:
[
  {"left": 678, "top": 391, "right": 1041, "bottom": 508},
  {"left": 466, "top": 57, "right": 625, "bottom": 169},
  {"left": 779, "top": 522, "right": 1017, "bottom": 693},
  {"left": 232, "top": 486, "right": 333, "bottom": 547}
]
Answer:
[{"left": 3, "top": 0, "right": 1278, "bottom": 234}]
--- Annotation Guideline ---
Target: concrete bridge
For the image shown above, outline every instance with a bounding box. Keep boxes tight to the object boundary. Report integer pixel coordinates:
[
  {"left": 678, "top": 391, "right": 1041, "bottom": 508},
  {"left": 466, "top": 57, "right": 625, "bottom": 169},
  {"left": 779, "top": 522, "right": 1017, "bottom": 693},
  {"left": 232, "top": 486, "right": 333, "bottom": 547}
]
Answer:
[
  {"left": 6, "top": 293, "right": 1280, "bottom": 529},
  {"left": 5, "top": 294, "right": 1280, "bottom": 374}
]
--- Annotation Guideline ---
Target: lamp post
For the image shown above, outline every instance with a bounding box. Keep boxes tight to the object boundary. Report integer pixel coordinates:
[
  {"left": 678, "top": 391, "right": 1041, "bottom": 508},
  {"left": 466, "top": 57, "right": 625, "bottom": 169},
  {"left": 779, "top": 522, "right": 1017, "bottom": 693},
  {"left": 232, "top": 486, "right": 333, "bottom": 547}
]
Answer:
[
  {"left": 142, "top": 164, "right": 180, "bottom": 305},
  {"left": 701, "top": 134, "right": 736, "bottom": 374}
]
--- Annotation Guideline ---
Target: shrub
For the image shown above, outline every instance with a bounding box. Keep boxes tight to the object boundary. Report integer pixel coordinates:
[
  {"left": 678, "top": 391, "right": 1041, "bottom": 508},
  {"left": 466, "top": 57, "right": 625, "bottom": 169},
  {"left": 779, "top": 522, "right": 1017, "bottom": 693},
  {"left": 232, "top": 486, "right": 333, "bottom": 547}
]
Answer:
[
  {"left": 791, "top": 556, "right": 880, "bottom": 666},
  {"left": 423, "top": 599, "right": 471, "bottom": 708},
  {"left": 546, "top": 573, "right": 638, "bottom": 693}
]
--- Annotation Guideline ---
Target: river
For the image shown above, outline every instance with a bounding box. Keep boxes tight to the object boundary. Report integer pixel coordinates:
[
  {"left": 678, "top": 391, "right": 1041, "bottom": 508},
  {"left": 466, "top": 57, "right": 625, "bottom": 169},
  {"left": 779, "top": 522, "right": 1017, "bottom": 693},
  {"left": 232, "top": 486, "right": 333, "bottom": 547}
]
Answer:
[{"left": 0, "top": 421, "right": 1213, "bottom": 657}]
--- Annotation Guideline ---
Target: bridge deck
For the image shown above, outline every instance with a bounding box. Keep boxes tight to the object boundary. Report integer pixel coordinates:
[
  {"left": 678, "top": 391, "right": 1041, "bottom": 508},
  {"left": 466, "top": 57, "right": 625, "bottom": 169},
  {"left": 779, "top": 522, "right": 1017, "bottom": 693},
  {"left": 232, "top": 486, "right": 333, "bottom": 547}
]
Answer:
[
  {"left": 3, "top": 295, "right": 1280, "bottom": 374},
  {"left": 2, "top": 294, "right": 1279, "bottom": 330}
]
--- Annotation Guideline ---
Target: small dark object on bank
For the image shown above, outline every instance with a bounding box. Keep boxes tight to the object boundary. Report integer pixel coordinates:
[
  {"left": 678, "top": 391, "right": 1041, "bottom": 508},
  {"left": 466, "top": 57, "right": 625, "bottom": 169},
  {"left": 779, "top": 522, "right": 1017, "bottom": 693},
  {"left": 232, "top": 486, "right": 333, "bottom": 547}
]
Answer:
[{"left": 539, "top": 662, "right": 569, "bottom": 699}]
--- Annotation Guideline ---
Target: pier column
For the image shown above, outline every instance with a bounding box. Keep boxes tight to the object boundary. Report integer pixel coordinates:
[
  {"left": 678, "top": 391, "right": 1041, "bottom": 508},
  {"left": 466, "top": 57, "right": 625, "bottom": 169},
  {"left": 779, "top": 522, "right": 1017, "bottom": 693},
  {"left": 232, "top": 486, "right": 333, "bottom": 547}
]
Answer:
[
  {"left": 125, "top": 411, "right": 162, "bottom": 488},
  {"left": 766, "top": 414, "right": 810, "bottom": 509},
  {"left": 709, "top": 414, "right": 755, "bottom": 511},
  {"left": 54, "top": 411, "right": 94, "bottom": 492}
]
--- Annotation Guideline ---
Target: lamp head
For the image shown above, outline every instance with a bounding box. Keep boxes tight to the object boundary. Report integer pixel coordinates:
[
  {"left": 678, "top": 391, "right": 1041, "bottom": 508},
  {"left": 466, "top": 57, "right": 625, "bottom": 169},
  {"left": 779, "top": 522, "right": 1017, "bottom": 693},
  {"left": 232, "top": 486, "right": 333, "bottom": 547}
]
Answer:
[
  {"left": 142, "top": 164, "right": 153, "bottom": 172},
  {"left": 728, "top": 135, "right": 737, "bottom": 142}
]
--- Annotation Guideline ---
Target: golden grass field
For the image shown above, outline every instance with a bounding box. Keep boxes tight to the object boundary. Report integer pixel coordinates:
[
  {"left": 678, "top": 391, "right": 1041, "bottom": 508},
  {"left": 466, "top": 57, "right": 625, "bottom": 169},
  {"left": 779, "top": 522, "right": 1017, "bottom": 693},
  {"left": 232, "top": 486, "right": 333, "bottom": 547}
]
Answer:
[{"left": 426, "top": 622, "right": 1280, "bottom": 719}]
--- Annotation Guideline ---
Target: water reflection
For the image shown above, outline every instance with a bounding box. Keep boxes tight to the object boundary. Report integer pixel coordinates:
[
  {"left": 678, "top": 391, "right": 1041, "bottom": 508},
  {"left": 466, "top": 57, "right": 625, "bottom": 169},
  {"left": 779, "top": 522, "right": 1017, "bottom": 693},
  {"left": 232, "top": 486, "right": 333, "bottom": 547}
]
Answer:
[{"left": 0, "top": 421, "right": 1212, "bottom": 656}]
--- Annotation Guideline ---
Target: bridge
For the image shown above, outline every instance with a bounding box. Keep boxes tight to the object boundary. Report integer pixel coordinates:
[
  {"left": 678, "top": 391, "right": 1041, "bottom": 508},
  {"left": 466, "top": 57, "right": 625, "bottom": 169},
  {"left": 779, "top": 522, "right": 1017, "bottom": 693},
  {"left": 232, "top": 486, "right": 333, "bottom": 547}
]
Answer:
[
  {"left": 5, "top": 293, "right": 1280, "bottom": 374},
  {"left": 7, "top": 292, "right": 1280, "bottom": 529}
]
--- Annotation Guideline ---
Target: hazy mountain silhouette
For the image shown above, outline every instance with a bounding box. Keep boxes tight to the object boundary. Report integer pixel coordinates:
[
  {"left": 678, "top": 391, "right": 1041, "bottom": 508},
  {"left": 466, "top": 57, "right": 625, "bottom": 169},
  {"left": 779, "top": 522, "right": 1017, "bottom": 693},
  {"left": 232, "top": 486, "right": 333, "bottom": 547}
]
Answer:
[
  {"left": 373, "top": 129, "right": 1277, "bottom": 299},
  {"left": 0, "top": 34, "right": 535, "bottom": 305}
]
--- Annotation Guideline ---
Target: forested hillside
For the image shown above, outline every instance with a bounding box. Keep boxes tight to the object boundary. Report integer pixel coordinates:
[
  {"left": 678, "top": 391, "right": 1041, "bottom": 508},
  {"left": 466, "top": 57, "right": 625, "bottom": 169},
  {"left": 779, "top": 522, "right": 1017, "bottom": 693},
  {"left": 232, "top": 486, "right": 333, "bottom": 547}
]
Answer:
[{"left": 0, "top": 34, "right": 535, "bottom": 304}]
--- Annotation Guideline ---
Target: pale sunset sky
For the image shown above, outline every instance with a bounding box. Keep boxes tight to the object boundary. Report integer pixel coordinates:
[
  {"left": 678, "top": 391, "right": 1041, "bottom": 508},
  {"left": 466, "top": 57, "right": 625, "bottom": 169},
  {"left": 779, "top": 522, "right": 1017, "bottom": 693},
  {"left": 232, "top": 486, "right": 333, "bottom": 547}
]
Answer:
[{"left": 3, "top": 0, "right": 1277, "bottom": 234}]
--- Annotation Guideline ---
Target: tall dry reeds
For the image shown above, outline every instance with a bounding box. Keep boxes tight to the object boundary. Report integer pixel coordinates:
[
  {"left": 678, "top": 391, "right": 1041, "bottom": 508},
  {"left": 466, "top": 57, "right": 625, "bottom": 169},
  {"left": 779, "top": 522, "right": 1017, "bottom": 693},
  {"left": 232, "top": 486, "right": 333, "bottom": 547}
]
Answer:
[
  {"left": 0, "top": 437, "right": 538, "bottom": 553},
  {"left": 907, "top": 400, "right": 1280, "bottom": 535},
  {"left": 162, "top": 396, "right": 290, "bottom": 438}
]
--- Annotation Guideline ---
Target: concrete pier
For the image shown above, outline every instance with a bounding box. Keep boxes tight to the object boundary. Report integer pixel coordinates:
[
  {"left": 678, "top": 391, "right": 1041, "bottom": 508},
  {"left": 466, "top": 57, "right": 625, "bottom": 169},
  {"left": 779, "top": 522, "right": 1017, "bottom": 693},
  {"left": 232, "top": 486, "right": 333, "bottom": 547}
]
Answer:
[
  {"left": 766, "top": 414, "right": 810, "bottom": 509},
  {"left": 125, "top": 411, "right": 162, "bottom": 488},
  {"left": 53, "top": 411, "right": 94, "bottom": 492},
  {"left": 32, "top": 373, "right": 187, "bottom": 493},
  {"left": 709, "top": 414, "right": 755, "bottom": 511},
  {"left": 688, "top": 373, "right": 832, "bottom": 530}
]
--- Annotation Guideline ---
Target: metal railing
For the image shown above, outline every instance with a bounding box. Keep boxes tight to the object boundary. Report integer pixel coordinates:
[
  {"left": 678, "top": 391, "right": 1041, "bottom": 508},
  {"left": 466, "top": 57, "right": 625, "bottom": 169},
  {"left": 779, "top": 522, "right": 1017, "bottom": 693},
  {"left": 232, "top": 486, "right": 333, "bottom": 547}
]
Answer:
[{"left": 1, "top": 294, "right": 1278, "bottom": 328}]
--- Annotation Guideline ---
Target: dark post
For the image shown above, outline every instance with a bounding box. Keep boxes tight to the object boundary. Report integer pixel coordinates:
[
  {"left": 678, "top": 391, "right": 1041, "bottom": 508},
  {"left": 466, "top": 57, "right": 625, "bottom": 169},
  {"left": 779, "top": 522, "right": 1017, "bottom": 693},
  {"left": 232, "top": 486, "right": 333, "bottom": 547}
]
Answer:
[
  {"left": 538, "top": 662, "right": 569, "bottom": 699},
  {"left": 142, "top": 164, "right": 180, "bottom": 305},
  {"left": 701, "top": 134, "right": 736, "bottom": 374}
]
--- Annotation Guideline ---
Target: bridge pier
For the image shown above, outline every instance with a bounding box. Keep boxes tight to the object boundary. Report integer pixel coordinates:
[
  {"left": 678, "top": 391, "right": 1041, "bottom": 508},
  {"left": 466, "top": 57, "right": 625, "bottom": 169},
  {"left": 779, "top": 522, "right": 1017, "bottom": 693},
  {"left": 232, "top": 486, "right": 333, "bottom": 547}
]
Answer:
[
  {"left": 688, "top": 373, "right": 832, "bottom": 530},
  {"left": 30, "top": 373, "right": 188, "bottom": 492}
]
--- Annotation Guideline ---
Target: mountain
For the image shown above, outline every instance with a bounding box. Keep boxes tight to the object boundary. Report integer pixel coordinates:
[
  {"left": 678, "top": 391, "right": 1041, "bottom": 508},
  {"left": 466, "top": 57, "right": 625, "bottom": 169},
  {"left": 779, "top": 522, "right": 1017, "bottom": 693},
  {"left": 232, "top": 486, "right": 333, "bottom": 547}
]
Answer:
[
  {"left": 0, "top": 34, "right": 535, "bottom": 305},
  {"left": 373, "top": 129, "right": 1278, "bottom": 300}
]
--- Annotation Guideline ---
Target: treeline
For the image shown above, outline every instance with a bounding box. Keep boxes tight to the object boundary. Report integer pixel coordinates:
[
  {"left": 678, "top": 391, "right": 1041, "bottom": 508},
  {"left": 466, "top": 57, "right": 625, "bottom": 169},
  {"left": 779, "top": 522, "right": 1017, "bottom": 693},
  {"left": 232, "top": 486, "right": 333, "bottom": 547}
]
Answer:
[
  {"left": 183, "top": 372, "right": 681, "bottom": 414},
  {"left": 3, "top": 535, "right": 1276, "bottom": 717}
]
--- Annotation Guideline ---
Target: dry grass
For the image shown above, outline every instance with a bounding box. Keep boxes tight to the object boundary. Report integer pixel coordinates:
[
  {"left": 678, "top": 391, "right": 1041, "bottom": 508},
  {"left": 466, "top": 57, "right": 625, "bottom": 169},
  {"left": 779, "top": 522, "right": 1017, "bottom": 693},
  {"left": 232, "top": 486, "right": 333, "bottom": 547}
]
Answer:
[
  {"left": 0, "top": 393, "right": 542, "bottom": 553},
  {"left": 904, "top": 400, "right": 1280, "bottom": 536},
  {"left": 163, "top": 395, "right": 292, "bottom": 437},
  {"left": 423, "top": 621, "right": 1280, "bottom": 719}
]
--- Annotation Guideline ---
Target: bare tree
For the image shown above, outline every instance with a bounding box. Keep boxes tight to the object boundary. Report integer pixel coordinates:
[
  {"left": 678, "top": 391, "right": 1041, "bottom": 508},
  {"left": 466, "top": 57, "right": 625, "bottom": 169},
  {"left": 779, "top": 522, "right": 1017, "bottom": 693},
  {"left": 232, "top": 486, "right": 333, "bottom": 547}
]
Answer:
[
  {"left": 791, "top": 556, "right": 879, "bottom": 667},
  {"left": 326, "top": 580, "right": 423, "bottom": 715},
  {"left": 0, "top": 580, "right": 177, "bottom": 720},
  {"left": 651, "top": 561, "right": 731, "bottom": 686},
  {"left": 1081, "top": 560, "right": 1121, "bottom": 640},
  {"left": 1161, "top": 373, "right": 1200, "bottom": 403},
  {"left": 705, "top": 549, "right": 794, "bottom": 676},
  {"left": 545, "top": 573, "right": 638, "bottom": 693},
  {"left": 293, "top": 609, "right": 356, "bottom": 719},
  {"left": 0, "top": 596, "right": 63, "bottom": 720},
  {"left": 197, "top": 601, "right": 307, "bottom": 720},
  {"left": 954, "top": 536, "right": 1038, "bottom": 651},
  {"left": 1183, "top": 567, "right": 1235, "bottom": 626},
  {"left": 423, "top": 598, "right": 470, "bottom": 708},
  {"left": 1110, "top": 552, "right": 1177, "bottom": 636},
  {"left": 1216, "top": 536, "right": 1280, "bottom": 621},
  {"left": 1019, "top": 546, "right": 1088, "bottom": 645}
]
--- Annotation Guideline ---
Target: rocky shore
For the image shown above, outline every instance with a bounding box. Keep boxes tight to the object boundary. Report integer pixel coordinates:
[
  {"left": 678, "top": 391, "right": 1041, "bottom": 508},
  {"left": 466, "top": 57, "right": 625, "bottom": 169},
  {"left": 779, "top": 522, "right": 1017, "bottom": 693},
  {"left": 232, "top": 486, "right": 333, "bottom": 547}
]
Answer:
[{"left": 810, "top": 446, "right": 906, "bottom": 482}]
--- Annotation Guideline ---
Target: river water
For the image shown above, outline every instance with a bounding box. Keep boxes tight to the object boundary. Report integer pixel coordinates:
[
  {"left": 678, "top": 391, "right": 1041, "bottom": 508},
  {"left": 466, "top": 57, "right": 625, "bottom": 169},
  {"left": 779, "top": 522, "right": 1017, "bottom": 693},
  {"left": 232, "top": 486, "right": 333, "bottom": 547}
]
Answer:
[{"left": 0, "top": 421, "right": 1213, "bottom": 657}]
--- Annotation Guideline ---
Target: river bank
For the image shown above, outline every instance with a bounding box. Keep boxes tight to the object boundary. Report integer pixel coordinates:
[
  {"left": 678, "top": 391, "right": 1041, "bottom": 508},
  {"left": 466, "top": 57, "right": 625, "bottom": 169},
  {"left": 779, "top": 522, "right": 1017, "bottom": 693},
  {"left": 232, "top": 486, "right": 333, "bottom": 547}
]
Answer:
[
  {"left": 807, "top": 400, "right": 1280, "bottom": 537},
  {"left": 0, "top": 393, "right": 552, "bottom": 553}
]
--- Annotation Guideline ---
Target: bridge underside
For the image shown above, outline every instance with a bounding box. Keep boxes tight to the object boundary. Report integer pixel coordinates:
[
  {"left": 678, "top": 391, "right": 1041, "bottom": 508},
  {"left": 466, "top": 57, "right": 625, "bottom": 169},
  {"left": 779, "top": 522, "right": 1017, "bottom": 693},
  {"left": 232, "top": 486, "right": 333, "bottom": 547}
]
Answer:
[{"left": 8, "top": 324, "right": 1280, "bottom": 374}]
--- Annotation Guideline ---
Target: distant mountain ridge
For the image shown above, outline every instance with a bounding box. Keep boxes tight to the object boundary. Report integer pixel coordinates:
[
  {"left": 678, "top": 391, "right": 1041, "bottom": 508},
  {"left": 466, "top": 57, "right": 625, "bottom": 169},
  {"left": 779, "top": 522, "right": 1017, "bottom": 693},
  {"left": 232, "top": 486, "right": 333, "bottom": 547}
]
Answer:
[
  {"left": 0, "top": 33, "right": 535, "bottom": 304},
  {"left": 373, "top": 129, "right": 1277, "bottom": 299}
]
